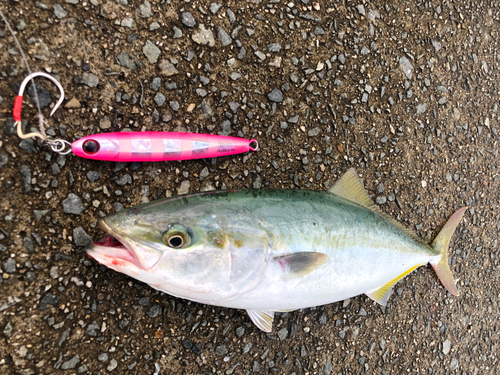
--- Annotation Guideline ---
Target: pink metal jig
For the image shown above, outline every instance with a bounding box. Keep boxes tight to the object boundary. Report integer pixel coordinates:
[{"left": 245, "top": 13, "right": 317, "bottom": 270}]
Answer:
[
  {"left": 72, "top": 132, "right": 258, "bottom": 162},
  {"left": 14, "top": 72, "right": 259, "bottom": 161}
]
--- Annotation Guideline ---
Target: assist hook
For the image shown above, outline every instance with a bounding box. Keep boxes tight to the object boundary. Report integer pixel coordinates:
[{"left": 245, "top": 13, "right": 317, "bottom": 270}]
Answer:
[{"left": 13, "top": 72, "right": 65, "bottom": 140}]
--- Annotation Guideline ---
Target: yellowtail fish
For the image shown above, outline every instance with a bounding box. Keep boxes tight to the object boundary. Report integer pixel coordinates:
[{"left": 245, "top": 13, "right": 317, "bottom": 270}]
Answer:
[{"left": 87, "top": 169, "right": 466, "bottom": 332}]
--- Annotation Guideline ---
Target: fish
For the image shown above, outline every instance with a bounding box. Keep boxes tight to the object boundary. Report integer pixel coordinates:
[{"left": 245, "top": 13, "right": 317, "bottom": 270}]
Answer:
[{"left": 87, "top": 168, "right": 466, "bottom": 332}]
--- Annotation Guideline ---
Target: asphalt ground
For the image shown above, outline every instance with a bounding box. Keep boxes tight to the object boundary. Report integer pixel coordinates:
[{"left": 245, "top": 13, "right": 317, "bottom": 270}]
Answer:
[{"left": 0, "top": 1, "right": 499, "bottom": 374}]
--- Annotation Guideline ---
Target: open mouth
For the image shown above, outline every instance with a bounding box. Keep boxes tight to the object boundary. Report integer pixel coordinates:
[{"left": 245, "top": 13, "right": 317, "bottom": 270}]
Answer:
[
  {"left": 86, "top": 220, "right": 138, "bottom": 266},
  {"left": 93, "top": 234, "right": 125, "bottom": 249}
]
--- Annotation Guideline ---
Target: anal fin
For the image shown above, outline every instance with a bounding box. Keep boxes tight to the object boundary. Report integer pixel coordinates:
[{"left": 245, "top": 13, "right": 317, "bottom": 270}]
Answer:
[
  {"left": 247, "top": 310, "right": 275, "bottom": 332},
  {"left": 366, "top": 264, "right": 422, "bottom": 306}
]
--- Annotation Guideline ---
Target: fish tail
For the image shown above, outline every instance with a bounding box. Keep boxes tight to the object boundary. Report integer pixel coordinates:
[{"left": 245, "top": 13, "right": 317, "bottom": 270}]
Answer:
[{"left": 429, "top": 207, "right": 467, "bottom": 296}]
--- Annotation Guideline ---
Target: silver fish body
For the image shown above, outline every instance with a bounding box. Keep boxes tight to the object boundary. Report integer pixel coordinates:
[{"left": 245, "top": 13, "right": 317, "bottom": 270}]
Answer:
[{"left": 87, "top": 169, "right": 465, "bottom": 331}]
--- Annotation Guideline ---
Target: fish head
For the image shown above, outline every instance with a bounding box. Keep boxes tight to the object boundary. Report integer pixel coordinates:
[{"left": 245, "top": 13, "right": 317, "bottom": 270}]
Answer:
[{"left": 87, "top": 192, "right": 270, "bottom": 303}]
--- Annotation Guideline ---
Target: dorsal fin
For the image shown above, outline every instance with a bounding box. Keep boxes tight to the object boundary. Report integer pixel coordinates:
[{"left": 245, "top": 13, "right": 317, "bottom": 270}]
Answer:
[
  {"left": 327, "top": 168, "right": 378, "bottom": 210},
  {"left": 328, "top": 169, "right": 421, "bottom": 243}
]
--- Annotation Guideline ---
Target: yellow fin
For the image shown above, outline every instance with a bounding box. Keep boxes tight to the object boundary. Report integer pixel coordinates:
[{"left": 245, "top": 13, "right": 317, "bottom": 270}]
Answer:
[
  {"left": 366, "top": 264, "right": 422, "bottom": 306},
  {"left": 328, "top": 168, "right": 421, "bottom": 243},
  {"left": 327, "top": 168, "right": 376, "bottom": 209}
]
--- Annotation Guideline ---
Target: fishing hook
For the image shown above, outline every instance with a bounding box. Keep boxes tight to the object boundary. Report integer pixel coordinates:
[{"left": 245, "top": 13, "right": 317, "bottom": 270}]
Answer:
[{"left": 13, "top": 72, "right": 65, "bottom": 140}]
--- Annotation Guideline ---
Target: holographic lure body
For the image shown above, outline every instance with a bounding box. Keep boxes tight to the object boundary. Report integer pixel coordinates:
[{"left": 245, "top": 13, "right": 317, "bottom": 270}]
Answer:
[{"left": 71, "top": 132, "right": 258, "bottom": 162}]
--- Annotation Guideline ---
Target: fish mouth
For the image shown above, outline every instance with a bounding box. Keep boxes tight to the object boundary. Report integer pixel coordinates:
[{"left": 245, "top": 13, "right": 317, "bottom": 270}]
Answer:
[{"left": 86, "top": 219, "right": 140, "bottom": 268}]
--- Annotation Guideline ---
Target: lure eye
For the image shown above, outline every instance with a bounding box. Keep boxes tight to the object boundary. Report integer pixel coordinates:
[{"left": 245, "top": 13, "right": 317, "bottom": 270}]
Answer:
[
  {"left": 162, "top": 224, "right": 192, "bottom": 249},
  {"left": 83, "top": 139, "right": 100, "bottom": 155}
]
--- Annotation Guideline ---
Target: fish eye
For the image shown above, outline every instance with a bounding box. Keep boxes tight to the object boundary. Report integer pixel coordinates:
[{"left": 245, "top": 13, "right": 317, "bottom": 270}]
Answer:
[
  {"left": 162, "top": 225, "right": 192, "bottom": 249},
  {"left": 83, "top": 139, "right": 100, "bottom": 155},
  {"left": 168, "top": 235, "right": 184, "bottom": 248}
]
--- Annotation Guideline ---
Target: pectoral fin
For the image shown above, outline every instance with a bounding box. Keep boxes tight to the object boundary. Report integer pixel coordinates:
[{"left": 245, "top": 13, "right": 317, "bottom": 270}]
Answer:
[
  {"left": 274, "top": 252, "right": 328, "bottom": 280},
  {"left": 366, "top": 264, "right": 422, "bottom": 306},
  {"left": 247, "top": 310, "right": 275, "bottom": 332}
]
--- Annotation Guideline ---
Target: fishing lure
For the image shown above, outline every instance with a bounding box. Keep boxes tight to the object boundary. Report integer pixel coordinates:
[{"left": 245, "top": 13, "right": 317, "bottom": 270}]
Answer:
[
  {"left": 13, "top": 72, "right": 258, "bottom": 161},
  {"left": 73, "top": 132, "right": 258, "bottom": 162}
]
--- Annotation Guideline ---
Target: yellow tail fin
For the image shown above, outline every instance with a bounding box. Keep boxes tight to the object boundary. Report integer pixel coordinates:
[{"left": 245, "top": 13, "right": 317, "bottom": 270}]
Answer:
[{"left": 429, "top": 207, "right": 467, "bottom": 296}]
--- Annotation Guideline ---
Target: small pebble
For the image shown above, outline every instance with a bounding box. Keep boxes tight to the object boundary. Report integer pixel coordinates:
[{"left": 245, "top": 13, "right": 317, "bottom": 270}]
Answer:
[
  {"left": 450, "top": 358, "right": 458, "bottom": 370},
  {"left": 121, "top": 18, "right": 134, "bottom": 29},
  {"left": 277, "top": 328, "right": 288, "bottom": 341},
  {"left": 39, "top": 293, "right": 61, "bottom": 310},
  {"left": 172, "top": 26, "right": 182, "bottom": 38},
  {"left": 181, "top": 12, "right": 196, "bottom": 27},
  {"left": 177, "top": 180, "right": 190, "bottom": 195},
  {"left": 3, "top": 258, "right": 16, "bottom": 274},
  {"left": 150, "top": 77, "right": 161, "bottom": 91},
  {"left": 147, "top": 305, "right": 162, "bottom": 318},
  {"left": 143, "top": 40, "right": 161, "bottom": 64},
  {"left": 154, "top": 93, "right": 166, "bottom": 107},
  {"left": 399, "top": 56, "right": 413, "bottom": 79},
  {"left": 227, "top": 8, "right": 236, "bottom": 23},
  {"left": 149, "top": 21, "right": 160, "bottom": 31},
  {"left": 74, "top": 73, "right": 99, "bottom": 88},
  {"left": 23, "top": 237, "right": 34, "bottom": 253},
  {"left": 199, "top": 167, "right": 209, "bottom": 181},
  {"left": 217, "top": 27, "right": 232, "bottom": 46},
  {"left": 170, "top": 101, "right": 180, "bottom": 111},
  {"left": 19, "top": 139, "right": 36, "bottom": 154},
  {"left": 0, "top": 153, "right": 8, "bottom": 169},
  {"left": 116, "top": 51, "right": 141, "bottom": 70},
  {"left": 137, "top": 1, "right": 152, "bottom": 18},
  {"left": 210, "top": 3, "right": 222, "bottom": 14},
  {"left": 235, "top": 327, "right": 245, "bottom": 338},
  {"left": 61, "top": 355, "right": 80, "bottom": 370},
  {"left": 158, "top": 60, "right": 178, "bottom": 76},
  {"left": 33, "top": 210, "right": 49, "bottom": 221},
  {"left": 87, "top": 171, "right": 100, "bottom": 182},
  {"left": 216, "top": 345, "right": 228, "bottom": 356},
  {"left": 107, "top": 359, "right": 118, "bottom": 371},
  {"left": 443, "top": 339, "right": 451, "bottom": 355},
  {"left": 53, "top": 4, "right": 67, "bottom": 19},
  {"left": 62, "top": 193, "right": 84, "bottom": 215},
  {"left": 116, "top": 174, "right": 132, "bottom": 186},
  {"left": 192, "top": 25, "right": 215, "bottom": 47},
  {"left": 73, "top": 227, "right": 92, "bottom": 247},
  {"left": 268, "top": 89, "right": 283, "bottom": 103}
]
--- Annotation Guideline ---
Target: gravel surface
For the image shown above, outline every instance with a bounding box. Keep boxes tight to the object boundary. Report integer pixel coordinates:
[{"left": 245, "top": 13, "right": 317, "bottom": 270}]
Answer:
[{"left": 1, "top": 0, "right": 499, "bottom": 374}]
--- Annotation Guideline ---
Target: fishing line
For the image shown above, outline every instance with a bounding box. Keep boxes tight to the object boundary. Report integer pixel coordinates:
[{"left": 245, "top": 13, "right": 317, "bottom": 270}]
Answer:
[{"left": 0, "top": 8, "right": 47, "bottom": 139}]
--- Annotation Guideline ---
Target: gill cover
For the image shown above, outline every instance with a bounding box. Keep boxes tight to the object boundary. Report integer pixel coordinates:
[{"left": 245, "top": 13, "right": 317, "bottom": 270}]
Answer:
[{"left": 152, "top": 217, "right": 270, "bottom": 303}]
